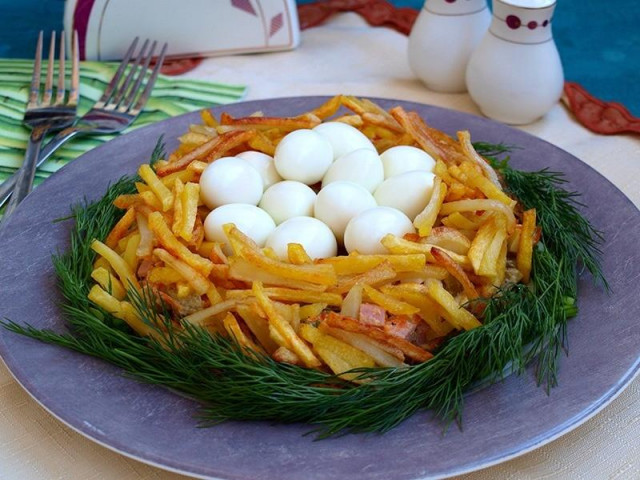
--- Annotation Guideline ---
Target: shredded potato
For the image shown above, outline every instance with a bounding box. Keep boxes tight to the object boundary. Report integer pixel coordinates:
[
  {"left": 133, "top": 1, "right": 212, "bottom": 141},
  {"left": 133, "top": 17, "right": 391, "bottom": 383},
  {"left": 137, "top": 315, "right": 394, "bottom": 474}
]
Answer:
[{"left": 91, "top": 96, "right": 540, "bottom": 379}]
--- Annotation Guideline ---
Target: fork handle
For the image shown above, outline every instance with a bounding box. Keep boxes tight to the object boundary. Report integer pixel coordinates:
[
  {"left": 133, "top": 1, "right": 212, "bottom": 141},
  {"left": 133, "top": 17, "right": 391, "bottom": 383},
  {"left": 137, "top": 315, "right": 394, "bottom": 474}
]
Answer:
[
  {"left": 0, "top": 125, "right": 88, "bottom": 209},
  {"left": 2, "top": 127, "right": 48, "bottom": 219}
]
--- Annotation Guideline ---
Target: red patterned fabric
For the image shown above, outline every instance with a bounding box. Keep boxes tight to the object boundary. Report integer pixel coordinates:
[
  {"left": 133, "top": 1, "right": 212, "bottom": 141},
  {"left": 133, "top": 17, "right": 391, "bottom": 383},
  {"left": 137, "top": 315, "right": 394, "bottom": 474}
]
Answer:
[
  {"left": 563, "top": 82, "right": 640, "bottom": 135},
  {"left": 298, "top": 0, "right": 417, "bottom": 34},
  {"left": 158, "top": 57, "right": 204, "bottom": 76}
]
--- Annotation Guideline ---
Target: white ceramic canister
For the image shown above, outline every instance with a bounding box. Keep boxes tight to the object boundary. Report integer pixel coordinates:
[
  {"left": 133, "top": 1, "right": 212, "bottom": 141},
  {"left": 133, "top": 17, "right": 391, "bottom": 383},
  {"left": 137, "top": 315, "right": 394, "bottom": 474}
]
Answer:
[
  {"left": 408, "top": 0, "right": 491, "bottom": 93},
  {"left": 466, "top": 0, "right": 564, "bottom": 124}
]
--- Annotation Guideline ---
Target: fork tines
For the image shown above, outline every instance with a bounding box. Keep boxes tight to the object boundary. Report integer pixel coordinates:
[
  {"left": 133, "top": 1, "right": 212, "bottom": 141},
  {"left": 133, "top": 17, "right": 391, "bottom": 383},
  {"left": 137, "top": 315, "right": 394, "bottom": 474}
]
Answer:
[
  {"left": 28, "top": 30, "right": 79, "bottom": 111},
  {"left": 94, "top": 38, "right": 168, "bottom": 114}
]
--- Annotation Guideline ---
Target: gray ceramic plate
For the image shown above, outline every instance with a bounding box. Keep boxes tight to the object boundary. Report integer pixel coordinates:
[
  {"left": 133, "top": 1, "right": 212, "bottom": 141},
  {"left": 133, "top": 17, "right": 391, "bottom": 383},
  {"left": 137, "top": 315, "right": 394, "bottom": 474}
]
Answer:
[{"left": 0, "top": 97, "right": 639, "bottom": 480}]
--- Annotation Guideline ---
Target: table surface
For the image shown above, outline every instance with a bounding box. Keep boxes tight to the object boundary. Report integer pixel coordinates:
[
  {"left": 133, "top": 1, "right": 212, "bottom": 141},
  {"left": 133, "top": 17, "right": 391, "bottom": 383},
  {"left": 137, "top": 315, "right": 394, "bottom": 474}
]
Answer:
[
  {"left": 2, "top": 0, "right": 638, "bottom": 115},
  {"left": 0, "top": 12, "right": 638, "bottom": 480}
]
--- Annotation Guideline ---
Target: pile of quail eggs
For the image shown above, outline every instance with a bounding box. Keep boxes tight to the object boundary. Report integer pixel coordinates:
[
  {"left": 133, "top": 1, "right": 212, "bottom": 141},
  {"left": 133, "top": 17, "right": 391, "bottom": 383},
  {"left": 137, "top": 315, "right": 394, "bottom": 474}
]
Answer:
[{"left": 199, "top": 122, "right": 436, "bottom": 259}]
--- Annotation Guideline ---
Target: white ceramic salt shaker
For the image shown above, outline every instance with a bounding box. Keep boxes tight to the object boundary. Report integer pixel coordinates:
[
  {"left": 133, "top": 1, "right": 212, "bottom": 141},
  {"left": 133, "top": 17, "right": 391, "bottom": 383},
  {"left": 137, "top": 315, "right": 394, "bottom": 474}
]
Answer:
[
  {"left": 466, "top": 0, "right": 564, "bottom": 124},
  {"left": 408, "top": 0, "right": 491, "bottom": 93}
]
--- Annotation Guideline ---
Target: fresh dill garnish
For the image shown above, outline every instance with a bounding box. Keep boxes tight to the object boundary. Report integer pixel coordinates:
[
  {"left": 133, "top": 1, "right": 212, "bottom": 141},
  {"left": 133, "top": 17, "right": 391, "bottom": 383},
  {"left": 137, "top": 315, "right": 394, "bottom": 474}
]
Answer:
[
  {"left": 149, "top": 135, "right": 165, "bottom": 166},
  {"left": 500, "top": 168, "right": 606, "bottom": 291},
  {"left": 2, "top": 141, "right": 606, "bottom": 437},
  {"left": 472, "top": 141, "right": 517, "bottom": 160}
]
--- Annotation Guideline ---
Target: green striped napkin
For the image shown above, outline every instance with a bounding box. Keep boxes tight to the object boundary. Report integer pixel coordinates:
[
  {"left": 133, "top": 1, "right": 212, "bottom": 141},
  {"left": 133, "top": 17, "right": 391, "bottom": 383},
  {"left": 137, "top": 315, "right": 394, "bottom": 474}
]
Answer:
[{"left": 0, "top": 59, "right": 246, "bottom": 191}]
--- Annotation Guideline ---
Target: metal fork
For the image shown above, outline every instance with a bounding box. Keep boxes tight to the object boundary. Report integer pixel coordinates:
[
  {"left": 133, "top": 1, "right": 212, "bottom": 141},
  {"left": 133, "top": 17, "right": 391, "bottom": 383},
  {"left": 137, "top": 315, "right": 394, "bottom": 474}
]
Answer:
[
  {"left": 0, "top": 37, "right": 168, "bottom": 209},
  {"left": 2, "top": 31, "right": 79, "bottom": 218}
]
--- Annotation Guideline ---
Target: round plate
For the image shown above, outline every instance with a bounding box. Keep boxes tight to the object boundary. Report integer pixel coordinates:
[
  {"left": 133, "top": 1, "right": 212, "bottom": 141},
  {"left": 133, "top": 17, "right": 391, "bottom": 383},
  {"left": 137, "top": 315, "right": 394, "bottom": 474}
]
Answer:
[{"left": 0, "top": 97, "right": 638, "bottom": 480}]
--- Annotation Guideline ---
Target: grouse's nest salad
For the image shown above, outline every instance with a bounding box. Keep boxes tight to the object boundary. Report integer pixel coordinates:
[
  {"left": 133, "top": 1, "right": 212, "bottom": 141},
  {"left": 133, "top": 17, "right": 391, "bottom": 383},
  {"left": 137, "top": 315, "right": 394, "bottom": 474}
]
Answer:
[{"left": 6, "top": 96, "right": 605, "bottom": 436}]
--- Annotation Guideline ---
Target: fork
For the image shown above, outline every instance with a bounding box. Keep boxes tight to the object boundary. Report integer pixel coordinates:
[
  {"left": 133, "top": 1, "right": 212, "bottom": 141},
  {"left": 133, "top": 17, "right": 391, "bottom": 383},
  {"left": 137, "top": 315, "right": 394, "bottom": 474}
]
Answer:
[
  {"left": 0, "top": 37, "right": 168, "bottom": 209},
  {"left": 2, "top": 31, "right": 79, "bottom": 218}
]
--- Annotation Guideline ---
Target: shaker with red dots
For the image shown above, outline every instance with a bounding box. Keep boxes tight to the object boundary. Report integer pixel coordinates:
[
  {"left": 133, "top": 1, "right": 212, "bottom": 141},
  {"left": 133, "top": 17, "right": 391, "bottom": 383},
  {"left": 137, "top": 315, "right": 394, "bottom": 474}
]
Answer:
[
  {"left": 466, "top": 0, "right": 563, "bottom": 124},
  {"left": 408, "top": 0, "right": 491, "bottom": 93}
]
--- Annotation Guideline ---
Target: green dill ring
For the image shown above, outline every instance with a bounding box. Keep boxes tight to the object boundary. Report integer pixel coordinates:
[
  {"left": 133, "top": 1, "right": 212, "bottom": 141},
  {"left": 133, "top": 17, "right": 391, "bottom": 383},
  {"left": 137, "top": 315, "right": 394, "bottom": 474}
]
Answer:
[{"left": 2, "top": 140, "right": 606, "bottom": 438}]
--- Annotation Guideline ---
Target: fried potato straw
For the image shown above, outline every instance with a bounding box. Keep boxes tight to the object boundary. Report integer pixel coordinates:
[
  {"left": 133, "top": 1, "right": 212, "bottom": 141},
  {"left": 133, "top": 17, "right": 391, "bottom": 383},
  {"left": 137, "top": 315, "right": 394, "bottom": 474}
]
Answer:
[{"left": 89, "top": 96, "right": 539, "bottom": 380}]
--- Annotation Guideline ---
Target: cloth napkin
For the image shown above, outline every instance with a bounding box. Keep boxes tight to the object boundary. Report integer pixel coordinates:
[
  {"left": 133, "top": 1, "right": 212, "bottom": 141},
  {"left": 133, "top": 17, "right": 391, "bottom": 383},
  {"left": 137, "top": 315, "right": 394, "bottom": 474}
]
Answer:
[{"left": 0, "top": 59, "right": 246, "bottom": 196}]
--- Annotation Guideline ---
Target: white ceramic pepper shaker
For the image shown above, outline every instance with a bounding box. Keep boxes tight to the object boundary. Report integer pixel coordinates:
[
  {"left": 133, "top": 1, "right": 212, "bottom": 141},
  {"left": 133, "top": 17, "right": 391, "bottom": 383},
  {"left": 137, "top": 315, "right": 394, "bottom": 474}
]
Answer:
[
  {"left": 466, "top": 0, "right": 564, "bottom": 124},
  {"left": 408, "top": 0, "right": 491, "bottom": 93}
]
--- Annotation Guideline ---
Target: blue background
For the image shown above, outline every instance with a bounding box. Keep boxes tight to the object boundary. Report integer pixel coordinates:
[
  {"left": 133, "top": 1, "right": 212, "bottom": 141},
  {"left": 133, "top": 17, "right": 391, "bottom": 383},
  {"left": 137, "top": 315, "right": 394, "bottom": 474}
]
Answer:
[{"left": 1, "top": 0, "right": 638, "bottom": 115}]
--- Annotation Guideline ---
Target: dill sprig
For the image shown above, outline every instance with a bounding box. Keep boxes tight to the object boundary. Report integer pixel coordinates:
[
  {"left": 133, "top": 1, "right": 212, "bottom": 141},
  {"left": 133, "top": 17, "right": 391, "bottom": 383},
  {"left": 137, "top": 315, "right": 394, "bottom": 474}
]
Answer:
[
  {"left": 502, "top": 168, "right": 606, "bottom": 292},
  {"left": 149, "top": 135, "right": 165, "bottom": 166},
  {"left": 2, "top": 141, "right": 606, "bottom": 437},
  {"left": 476, "top": 143, "right": 607, "bottom": 389}
]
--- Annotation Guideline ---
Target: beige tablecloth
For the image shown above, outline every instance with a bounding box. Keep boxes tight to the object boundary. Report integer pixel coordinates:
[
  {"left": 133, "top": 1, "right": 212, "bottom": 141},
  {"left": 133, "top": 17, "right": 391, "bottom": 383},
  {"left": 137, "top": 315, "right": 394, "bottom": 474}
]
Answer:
[{"left": 1, "top": 12, "right": 638, "bottom": 480}]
